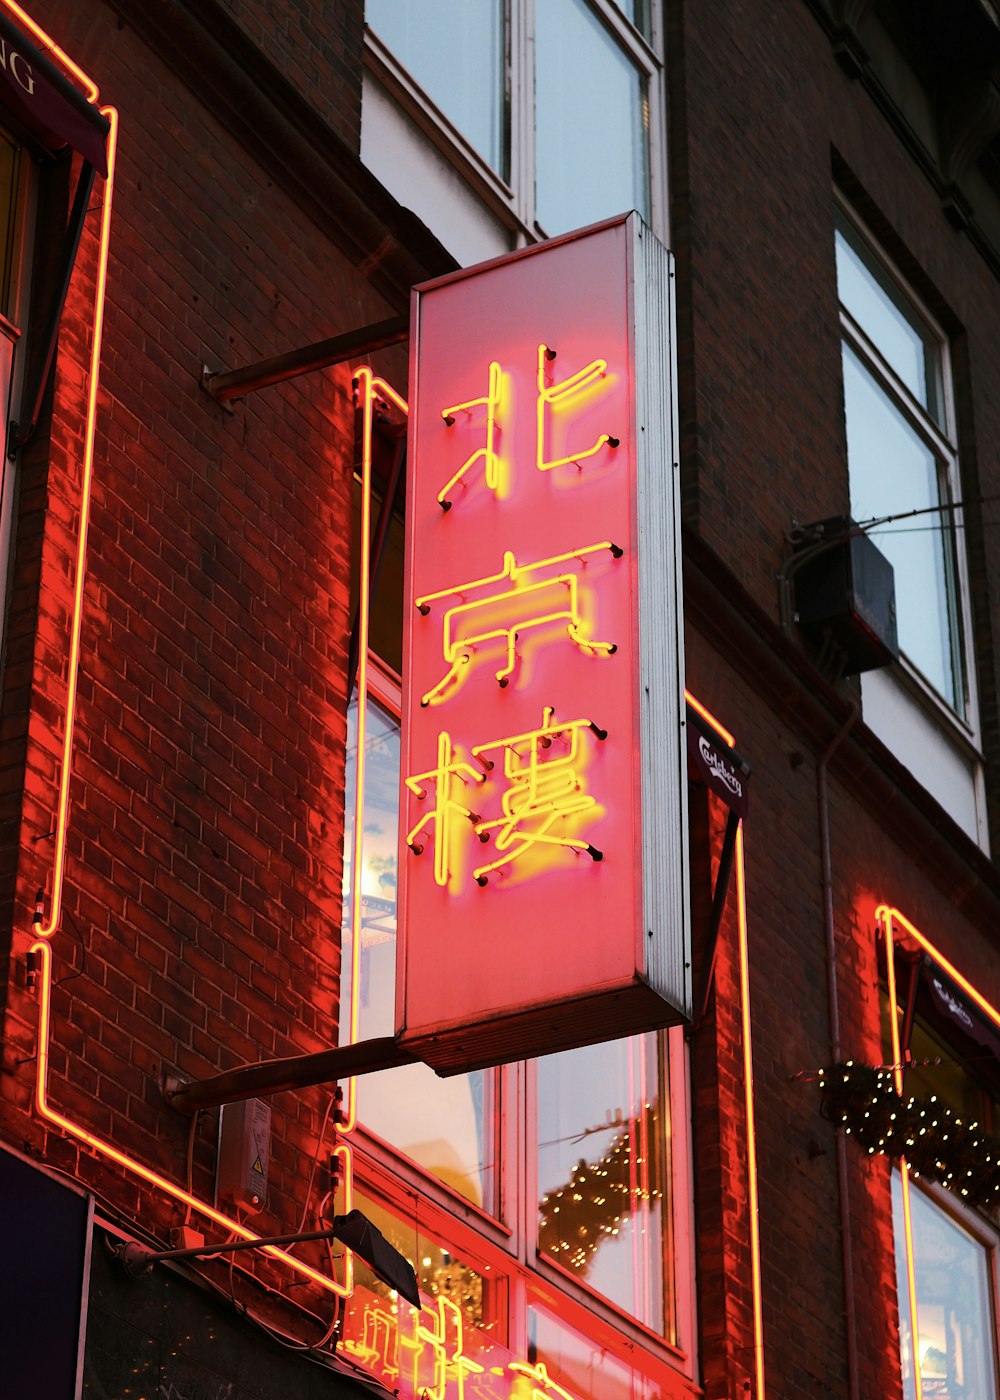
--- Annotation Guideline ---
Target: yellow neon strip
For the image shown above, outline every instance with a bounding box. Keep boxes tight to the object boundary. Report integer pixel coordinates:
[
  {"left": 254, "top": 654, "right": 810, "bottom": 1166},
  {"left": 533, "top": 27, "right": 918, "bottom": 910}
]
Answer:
[
  {"left": 877, "top": 904, "right": 1000, "bottom": 1032},
  {"left": 683, "top": 689, "right": 735, "bottom": 749},
  {"left": 405, "top": 730, "right": 483, "bottom": 888},
  {"left": 21, "top": 50, "right": 361, "bottom": 1298},
  {"left": 415, "top": 541, "right": 620, "bottom": 612},
  {"left": 736, "top": 823, "right": 766, "bottom": 1400},
  {"left": 536, "top": 343, "right": 611, "bottom": 473},
  {"left": 416, "top": 544, "right": 619, "bottom": 707},
  {"left": 438, "top": 360, "right": 503, "bottom": 506},
  {"left": 344, "top": 367, "right": 374, "bottom": 1131},
  {"left": 34, "top": 105, "right": 118, "bottom": 938},
  {"left": 898, "top": 1162, "right": 923, "bottom": 1400}
]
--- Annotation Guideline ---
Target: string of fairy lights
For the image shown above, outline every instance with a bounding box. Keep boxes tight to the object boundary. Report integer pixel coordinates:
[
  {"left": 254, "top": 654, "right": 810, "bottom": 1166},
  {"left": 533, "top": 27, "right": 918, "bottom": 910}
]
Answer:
[{"left": 818, "top": 1061, "right": 1000, "bottom": 1212}]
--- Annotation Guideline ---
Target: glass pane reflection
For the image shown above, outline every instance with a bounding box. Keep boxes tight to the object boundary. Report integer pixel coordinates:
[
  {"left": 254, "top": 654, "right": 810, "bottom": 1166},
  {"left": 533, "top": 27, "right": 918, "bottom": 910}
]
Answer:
[
  {"left": 835, "top": 219, "right": 944, "bottom": 425},
  {"left": 536, "top": 1034, "right": 671, "bottom": 1337},
  {"left": 892, "top": 1172, "right": 999, "bottom": 1400},
  {"left": 843, "top": 343, "right": 961, "bottom": 712},
  {"left": 535, "top": 0, "right": 649, "bottom": 235},
  {"left": 367, "top": 0, "right": 505, "bottom": 173},
  {"left": 528, "top": 1303, "right": 655, "bottom": 1400},
  {"left": 341, "top": 690, "right": 498, "bottom": 1213}
]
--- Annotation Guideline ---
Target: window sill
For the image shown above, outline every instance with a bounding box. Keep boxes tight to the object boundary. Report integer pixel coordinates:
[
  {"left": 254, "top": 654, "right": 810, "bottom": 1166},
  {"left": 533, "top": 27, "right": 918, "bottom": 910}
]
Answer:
[{"left": 860, "top": 662, "right": 988, "bottom": 851}]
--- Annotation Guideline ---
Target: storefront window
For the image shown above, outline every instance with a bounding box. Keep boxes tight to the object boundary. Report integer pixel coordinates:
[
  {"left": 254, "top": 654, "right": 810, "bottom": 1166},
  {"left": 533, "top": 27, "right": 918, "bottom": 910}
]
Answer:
[
  {"left": 341, "top": 686, "right": 499, "bottom": 1213},
  {"left": 536, "top": 1033, "right": 671, "bottom": 1337},
  {"left": 892, "top": 1172, "right": 999, "bottom": 1400},
  {"left": 343, "top": 375, "right": 691, "bottom": 1397},
  {"left": 528, "top": 1303, "right": 654, "bottom": 1400}
]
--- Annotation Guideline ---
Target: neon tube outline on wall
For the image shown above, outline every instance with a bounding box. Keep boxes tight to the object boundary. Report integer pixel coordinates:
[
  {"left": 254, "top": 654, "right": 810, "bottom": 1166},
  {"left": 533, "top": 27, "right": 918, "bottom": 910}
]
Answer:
[
  {"left": 18, "top": 14, "right": 354, "bottom": 1299},
  {"left": 19, "top": 99, "right": 767, "bottom": 1382}
]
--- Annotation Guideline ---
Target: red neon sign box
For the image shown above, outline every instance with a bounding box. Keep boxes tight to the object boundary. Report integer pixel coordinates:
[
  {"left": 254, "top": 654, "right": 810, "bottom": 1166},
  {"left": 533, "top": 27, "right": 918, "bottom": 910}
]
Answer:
[{"left": 398, "top": 214, "right": 689, "bottom": 1072}]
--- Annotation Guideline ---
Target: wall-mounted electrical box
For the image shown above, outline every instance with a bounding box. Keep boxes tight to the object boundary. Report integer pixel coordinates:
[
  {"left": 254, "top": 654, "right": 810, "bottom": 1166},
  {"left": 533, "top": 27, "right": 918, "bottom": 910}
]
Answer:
[
  {"left": 217, "top": 1098, "right": 270, "bottom": 1213},
  {"left": 794, "top": 515, "right": 899, "bottom": 674}
]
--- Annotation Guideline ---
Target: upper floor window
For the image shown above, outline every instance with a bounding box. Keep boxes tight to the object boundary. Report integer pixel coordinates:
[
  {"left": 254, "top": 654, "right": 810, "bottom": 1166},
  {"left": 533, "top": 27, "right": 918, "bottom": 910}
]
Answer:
[
  {"left": 834, "top": 201, "right": 987, "bottom": 846},
  {"left": 363, "top": 0, "right": 664, "bottom": 262},
  {"left": 835, "top": 205, "right": 967, "bottom": 716}
]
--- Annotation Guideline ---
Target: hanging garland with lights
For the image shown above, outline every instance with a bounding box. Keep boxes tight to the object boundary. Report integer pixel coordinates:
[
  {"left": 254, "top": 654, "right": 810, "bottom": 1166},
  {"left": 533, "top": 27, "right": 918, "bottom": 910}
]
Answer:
[{"left": 818, "top": 1061, "right": 1000, "bottom": 1212}]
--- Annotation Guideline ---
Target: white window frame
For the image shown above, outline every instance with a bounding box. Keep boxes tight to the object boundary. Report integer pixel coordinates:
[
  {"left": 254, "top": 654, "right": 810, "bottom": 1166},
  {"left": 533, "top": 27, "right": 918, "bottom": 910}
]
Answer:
[
  {"left": 835, "top": 196, "right": 987, "bottom": 847},
  {"left": 362, "top": 0, "right": 669, "bottom": 261},
  {"left": 893, "top": 1167, "right": 1000, "bottom": 1399}
]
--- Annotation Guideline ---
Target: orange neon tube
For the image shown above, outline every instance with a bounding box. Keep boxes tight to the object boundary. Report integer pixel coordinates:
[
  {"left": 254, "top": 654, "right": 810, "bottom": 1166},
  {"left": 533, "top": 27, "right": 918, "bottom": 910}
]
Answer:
[
  {"left": 18, "top": 33, "right": 354, "bottom": 1302},
  {"left": 34, "top": 104, "right": 118, "bottom": 940},
  {"left": 33, "top": 938, "right": 353, "bottom": 1293},
  {"left": 874, "top": 903, "right": 1000, "bottom": 1399},
  {"left": 343, "top": 370, "right": 408, "bottom": 1134},
  {"left": 736, "top": 822, "right": 766, "bottom": 1400},
  {"left": 684, "top": 692, "right": 765, "bottom": 1397},
  {"left": 684, "top": 688, "right": 735, "bottom": 749},
  {"left": 2, "top": 0, "right": 100, "bottom": 99}
]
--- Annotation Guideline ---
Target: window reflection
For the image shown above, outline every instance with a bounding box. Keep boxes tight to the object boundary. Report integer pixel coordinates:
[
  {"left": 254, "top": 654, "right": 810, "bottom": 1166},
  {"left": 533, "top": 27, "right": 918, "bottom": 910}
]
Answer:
[
  {"left": 536, "top": 1033, "right": 671, "bottom": 1337},
  {"left": 892, "top": 1173, "right": 999, "bottom": 1400},
  {"left": 528, "top": 1303, "right": 654, "bottom": 1400},
  {"left": 835, "top": 220, "right": 943, "bottom": 426},
  {"left": 843, "top": 343, "right": 961, "bottom": 711},
  {"left": 534, "top": 0, "right": 649, "bottom": 235},
  {"left": 366, "top": 0, "right": 505, "bottom": 173},
  {"left": 348, "top": 1188, "right": 500, "bottom": 1335},
  {"left": 341, "top": 688, "right": 499, "bottom": 1213}
]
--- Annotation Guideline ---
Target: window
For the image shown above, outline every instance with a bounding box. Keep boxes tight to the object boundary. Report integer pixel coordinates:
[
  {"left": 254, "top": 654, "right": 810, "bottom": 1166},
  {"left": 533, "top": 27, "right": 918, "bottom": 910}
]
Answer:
[
  {"left": 835, "top": 202, "right": 985, "bottom": 844},
  {"left": 338, "top": 395, "right": 692, "bottom": 1396},
  {"left": 362, "top": 0, "right": 665, "bottom": 264},
  {"left": 892, "top": 1172, "right": 999, "bottom": 1400},
  {"left": 882, "top": 925, "right": 1000, "bottom": 1398}
]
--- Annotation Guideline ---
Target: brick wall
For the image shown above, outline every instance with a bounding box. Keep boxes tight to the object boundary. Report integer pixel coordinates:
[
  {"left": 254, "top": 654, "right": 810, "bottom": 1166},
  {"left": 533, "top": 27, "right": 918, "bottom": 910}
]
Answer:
[{"left": 0, "top": 1, "right": 384, "bottom": 1286}]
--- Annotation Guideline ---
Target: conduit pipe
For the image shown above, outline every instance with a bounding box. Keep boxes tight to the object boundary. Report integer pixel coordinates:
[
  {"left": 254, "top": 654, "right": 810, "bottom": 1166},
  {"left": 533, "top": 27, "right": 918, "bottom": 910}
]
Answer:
[{"left": 817, "top": 703, "right": 860, "bottom": 1400}]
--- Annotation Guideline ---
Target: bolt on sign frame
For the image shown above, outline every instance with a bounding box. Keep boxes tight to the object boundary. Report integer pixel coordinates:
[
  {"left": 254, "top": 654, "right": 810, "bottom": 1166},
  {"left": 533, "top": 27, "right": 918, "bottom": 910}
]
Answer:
[{"left": 398, "top": 213, "right": 690, "bottom": 1073}]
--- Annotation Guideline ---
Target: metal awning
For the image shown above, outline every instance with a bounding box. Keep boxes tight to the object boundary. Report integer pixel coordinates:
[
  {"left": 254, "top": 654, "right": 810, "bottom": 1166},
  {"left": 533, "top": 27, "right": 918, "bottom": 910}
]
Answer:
[{"left": 0, "top": 11, "right": 109, "bottom": 175}]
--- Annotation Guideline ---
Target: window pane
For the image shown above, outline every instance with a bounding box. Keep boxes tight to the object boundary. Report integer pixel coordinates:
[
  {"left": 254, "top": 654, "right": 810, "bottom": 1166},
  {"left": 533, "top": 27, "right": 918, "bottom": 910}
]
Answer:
[
  {"left": 367, "top": 0, "right": 505, "bottom": 173},
  {"left": 535, "top": 0, "right": 650, "bottom": 235},
  {"left": 843, "top": 343, "right": 962, "bottom": 712},
  {"left": 892, "top": 1173, "right": 999, "bottom": 1400},
  {"left": 528, "top": 1303, "right": 654, "bottom": 1400},
  {"left": 835, "top": 220, "right": 944, "bottom": 425},
  {"left": 536, "top": 1033, "right": 671, "bottom": 1336},
  {"left": 353, "top": 1188, "right": 500, "bottom": 1332},
  {"left": 341, "top": 691, "right": 499, "bottom": 1213}
]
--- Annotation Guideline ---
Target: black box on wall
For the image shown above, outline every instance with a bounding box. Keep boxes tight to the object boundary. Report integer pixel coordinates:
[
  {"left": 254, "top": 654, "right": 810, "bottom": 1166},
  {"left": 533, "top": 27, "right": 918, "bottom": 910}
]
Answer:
[{"left": 794, "top": 516, "right": 899, "bottom": 674}]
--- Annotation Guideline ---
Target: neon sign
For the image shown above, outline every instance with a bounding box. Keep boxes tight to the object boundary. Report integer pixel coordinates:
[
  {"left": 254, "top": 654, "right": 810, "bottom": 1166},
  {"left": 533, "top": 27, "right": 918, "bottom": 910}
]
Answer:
[
  {"left": 398, "top": 213, "right": 690, "bottom": 1073},
  {"left": 342, "top": 1284, "right": 585, "bottom": 1400}
]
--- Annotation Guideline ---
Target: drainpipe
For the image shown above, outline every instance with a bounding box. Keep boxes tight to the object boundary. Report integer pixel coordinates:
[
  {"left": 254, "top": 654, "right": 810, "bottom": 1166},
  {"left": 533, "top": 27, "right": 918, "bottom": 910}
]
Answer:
[{"left": 817, "top": 703, "right": 860, "bottom": 1400}]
